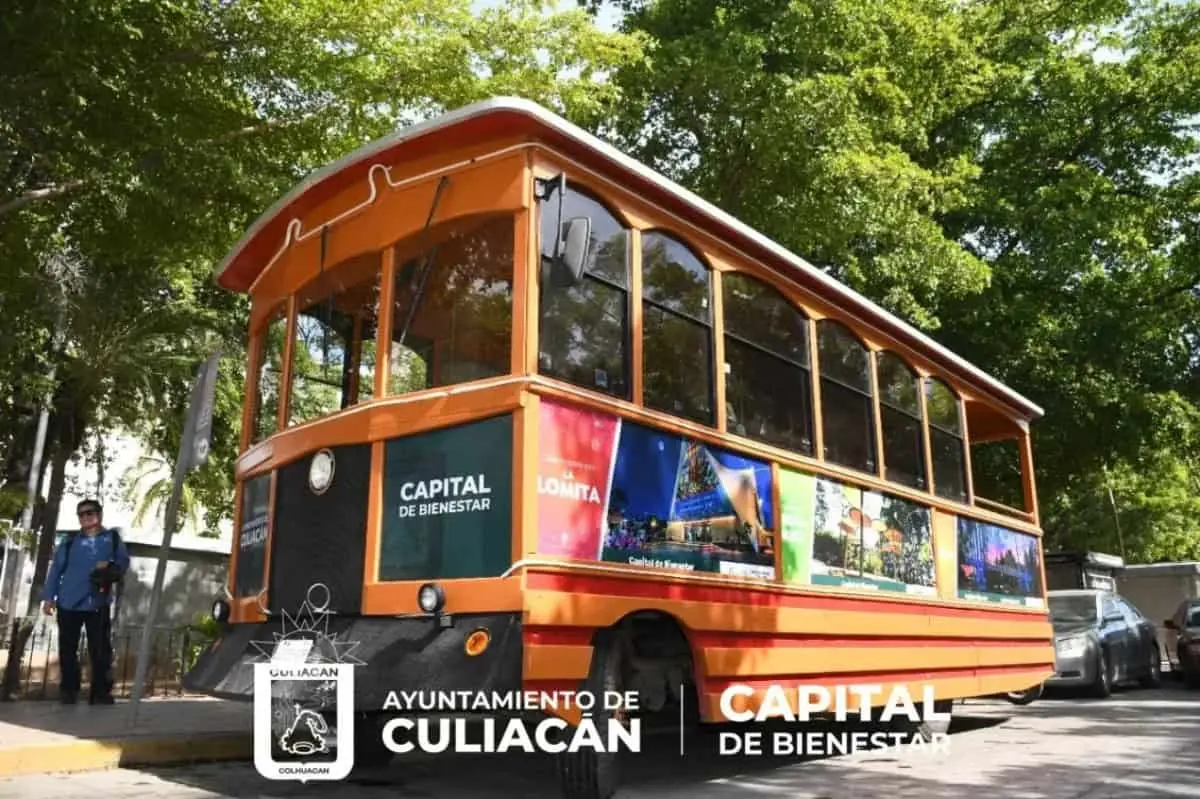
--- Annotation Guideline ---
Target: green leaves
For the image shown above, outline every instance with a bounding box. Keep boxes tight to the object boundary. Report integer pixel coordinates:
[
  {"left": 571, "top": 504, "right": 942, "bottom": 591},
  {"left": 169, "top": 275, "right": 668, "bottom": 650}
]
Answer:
[
  {"left": 605, "top": 0, "right": 992, "bottom": 330},
  {"left": 0, "top": 0, "right": 644, "bottom": 530},
  {"left": 606, "top": 0, "right": 1200, "bottom": 560},
  {"left": 3, "top": 0, "right": 1196, "bottom": 564}
]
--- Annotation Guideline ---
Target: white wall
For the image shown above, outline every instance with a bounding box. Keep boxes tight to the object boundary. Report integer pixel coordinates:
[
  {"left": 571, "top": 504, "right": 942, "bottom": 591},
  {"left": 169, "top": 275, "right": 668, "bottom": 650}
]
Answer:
[
  {"left": 7, "top": 429, "right": 235, "bottom": 621},
  {"left": 55, "top": 429, "right": 233, "bottom": 539}
]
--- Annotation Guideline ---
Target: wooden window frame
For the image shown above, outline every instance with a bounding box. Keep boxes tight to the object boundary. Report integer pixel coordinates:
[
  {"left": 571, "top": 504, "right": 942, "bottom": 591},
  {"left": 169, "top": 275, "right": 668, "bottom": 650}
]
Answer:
[
  {"left": 639, "top": 229, "right": 717, "bottom": 427},
  {"left": 815, "top": 318, "right": 877, "bottom": 475},
  {"left": 720, "top": 270, "right": 814, "bottom": 456},
  {"left": 875, "top": 350, "right": 927, "bottom": 491},
  {"left": 925, "top": 376, "right": 970, "bottom": 503},
  {"left": 535, "top": 181, "right": 634, "bottom": 403}
]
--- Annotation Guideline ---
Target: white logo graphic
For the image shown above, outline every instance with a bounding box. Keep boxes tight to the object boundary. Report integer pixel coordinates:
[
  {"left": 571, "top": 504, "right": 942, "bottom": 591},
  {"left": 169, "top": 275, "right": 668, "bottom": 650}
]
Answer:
[{"left": 252, "top": 584, "right": 364, "bottom": 782}]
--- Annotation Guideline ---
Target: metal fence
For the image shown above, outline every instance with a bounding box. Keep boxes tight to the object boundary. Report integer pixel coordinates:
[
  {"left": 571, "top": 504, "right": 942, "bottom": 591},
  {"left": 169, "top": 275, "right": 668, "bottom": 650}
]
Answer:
[{"left": 0, "top": 616, "right": 215, "bottom": 700}]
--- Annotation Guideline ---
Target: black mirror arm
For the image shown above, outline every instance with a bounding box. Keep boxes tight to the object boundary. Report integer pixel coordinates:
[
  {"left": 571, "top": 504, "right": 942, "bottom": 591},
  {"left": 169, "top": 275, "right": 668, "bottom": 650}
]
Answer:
[{"left": 534, "top": 173, "right": 568, "bottom": 261}]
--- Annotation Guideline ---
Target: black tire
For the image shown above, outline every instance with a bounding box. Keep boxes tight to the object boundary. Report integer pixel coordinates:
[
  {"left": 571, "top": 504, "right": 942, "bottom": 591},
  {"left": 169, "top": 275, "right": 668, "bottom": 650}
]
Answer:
[
  {"left": 1091, "top": 650, "right": 1112, "bottom": 698},
  {"left": 557, "top": 629, "right": 629, "bottom": 799},
  {"left": 1180, "top": 650, "right": 1200, "bottom": 689},
  {"left": 1139, "top": 646, "right": 1162, "bottom": 688},
  {"left": 1005, "top": 685, "right": 1042, "bottom": 705}
]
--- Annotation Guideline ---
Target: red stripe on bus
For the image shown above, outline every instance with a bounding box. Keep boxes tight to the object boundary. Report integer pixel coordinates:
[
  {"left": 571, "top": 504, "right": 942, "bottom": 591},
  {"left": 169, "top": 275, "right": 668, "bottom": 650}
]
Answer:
[
  {"left": 704, "top": 663, "right": 1053, "bottom": 692},
  {"left": 526, "top": 572, "right": 1048, "bottom": 621},
  {"left": 692, "top": 633, "right": 1051, "bottom": 648}
]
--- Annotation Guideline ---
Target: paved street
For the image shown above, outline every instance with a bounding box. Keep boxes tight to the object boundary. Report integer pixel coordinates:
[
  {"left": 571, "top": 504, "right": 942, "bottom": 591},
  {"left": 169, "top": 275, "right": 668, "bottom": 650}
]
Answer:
[{"left": 0, "top": 685, "right": 1196, "bottom": 798}]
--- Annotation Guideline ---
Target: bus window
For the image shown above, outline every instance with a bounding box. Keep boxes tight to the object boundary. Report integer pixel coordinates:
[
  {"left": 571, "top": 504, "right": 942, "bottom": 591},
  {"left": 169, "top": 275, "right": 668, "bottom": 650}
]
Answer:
[
  {"left": 537, "top": 184, "right": 629, "bottom": 398},
  {"left": 817, "top": 319, "right": 876, "bottom": 474},
  {"left": 251, "top": 302, "right": 287, "bottom": 442},
  {"left": 287, "top": 250, "right": 384, "bottom": 427},
  {"left": 722, "top": 271, "right": 813, "bottom": 454},
  {"left": 927, "top": 376, "right": 968, "bottom": 502},
  {"left": 876, "top": 351, "right": 926, "bottom": 490},
  {"left": 641, "top": 231, "right": 714, "bottom": 426},
  {"left": 388, "top": 213, "right": 514, "bottom": 394}
]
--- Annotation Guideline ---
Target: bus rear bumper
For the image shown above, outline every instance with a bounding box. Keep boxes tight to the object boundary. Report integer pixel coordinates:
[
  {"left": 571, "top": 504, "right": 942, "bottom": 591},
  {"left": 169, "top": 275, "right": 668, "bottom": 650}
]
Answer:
[{"left": 183, "top": 612, "right": 523, "bottom": 710}]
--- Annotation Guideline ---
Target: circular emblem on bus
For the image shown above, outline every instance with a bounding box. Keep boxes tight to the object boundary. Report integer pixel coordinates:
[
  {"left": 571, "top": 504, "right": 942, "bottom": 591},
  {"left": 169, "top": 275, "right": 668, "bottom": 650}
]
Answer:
[{"left": 308, "top": 449, "right": 335, "bottom": 495}]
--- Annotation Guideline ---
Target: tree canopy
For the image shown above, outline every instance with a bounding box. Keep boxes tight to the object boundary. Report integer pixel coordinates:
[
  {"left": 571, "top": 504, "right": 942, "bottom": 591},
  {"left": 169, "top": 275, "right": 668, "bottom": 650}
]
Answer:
[
  {"left": 597, "top": 0, "right": 1200, "bottom": 562},
  {"left": 1, "top": 0, "right": 1198, "bottom": 577}
]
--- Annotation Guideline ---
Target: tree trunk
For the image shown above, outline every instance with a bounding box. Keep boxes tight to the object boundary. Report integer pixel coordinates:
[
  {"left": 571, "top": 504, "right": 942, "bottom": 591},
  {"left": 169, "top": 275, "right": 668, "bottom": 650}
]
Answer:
[
  {"left": 26, "top": 439, "right": 71, "bottom": 616},
  {"left": 0, "top": 402, "right": 83, "bottom": 701}
]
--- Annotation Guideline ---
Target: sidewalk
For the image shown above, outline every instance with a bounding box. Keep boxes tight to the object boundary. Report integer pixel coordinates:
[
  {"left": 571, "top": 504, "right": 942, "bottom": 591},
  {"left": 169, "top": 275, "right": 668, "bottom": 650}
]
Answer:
[{"left": 0, "top": 697, "right": 252, "bottom": 777}]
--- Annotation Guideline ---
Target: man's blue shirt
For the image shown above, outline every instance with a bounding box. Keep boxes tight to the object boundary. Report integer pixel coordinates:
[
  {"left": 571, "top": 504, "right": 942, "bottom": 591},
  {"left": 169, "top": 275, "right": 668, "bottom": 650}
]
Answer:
[{"left": 41, "top": 529, "right": 130, "bottom": 611}]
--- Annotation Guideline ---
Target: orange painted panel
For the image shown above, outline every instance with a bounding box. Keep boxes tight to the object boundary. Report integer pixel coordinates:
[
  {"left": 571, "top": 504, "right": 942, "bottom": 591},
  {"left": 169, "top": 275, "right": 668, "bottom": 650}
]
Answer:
[
  {"left": 254, "top": 149, "right": 527, "bottom": 306},
  {"left": 235, "top": 379, "right": 525, "bottom": 479},
  {"left": 522, "top": 590, "right": 1053, "bottom": 641},
  {"left": 933, "top": 509, "right": 959, "bottom": 601},
  {"left": 524, "top": 644, "right": 594, "bottom": 681},
  {"left": 700, "top": 644, "right": 1055, "bottom": 678}
]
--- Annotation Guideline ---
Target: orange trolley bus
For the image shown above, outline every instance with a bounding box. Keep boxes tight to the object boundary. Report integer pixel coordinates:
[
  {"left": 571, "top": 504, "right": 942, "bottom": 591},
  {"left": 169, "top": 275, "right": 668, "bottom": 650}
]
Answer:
[{"left": 187, "top": 97, "right": 1055, "bottom": 796}]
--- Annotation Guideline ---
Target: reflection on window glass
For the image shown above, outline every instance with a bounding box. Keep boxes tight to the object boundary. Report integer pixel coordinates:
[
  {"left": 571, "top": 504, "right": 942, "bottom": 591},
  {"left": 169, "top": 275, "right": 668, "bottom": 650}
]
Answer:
[
  {"left": 817, "top": 320, "right": 870, "bottom": 390},
  {"left": 642, "top": 231, "right": 713, "bottom": 425},
  {"left": 722, "top": 272, "right": 812, "bottom": 453},
  {"left": 389, "top": 214, "right": 514, "bottom": 395},
  {"left": 288, "top": 251, "right": 383, "bottom": 427},
  {"left": 927, "top": 377, "right": 967, "bottom": 501},
  {"left": 817, "top": 320, "right": 875, "bottom": 473},
  {"left": 537, "top": 184, "right": 629, "bottom": 398},
  {"left": 252, "top": 304, "right": 287, "bottom": 442},
  {"left": 877, "top": 351, "right": 925, "bottom": 489},
  {"left": 643, "top": 304, "right": 713, "bottom": 425},
  {"left": 926, "top": 377, "right": 962, "bottom": 433}
]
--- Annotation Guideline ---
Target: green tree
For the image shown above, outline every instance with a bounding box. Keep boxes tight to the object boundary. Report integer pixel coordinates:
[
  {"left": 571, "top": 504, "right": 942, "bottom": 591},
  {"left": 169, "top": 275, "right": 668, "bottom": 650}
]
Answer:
[
  {"left": 596, "top": 0, "right": 1200, "bottom": 563},
  {"left": 0, "top": 0, "right": 645, "bottom": 697}
]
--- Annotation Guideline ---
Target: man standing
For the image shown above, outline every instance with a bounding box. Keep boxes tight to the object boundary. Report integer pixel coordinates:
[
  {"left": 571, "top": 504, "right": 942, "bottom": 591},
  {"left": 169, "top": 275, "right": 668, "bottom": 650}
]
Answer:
[{"left": 41, "top": 499, "right": 130, "bottom": 705}]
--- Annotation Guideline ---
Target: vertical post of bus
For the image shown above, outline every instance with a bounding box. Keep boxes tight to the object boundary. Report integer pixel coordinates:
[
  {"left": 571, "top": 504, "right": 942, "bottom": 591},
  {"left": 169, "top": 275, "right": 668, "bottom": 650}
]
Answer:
[{"left": 126, "top": 352, "right": 221, "bottom": 727}]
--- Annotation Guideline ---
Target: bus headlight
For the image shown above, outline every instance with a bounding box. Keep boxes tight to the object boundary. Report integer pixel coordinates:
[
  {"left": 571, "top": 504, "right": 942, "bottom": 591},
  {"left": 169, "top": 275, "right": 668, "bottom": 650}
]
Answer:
[
  {"left": 212, "top": 598, "right": 231, "bottom": 623},
  {"left": 418, "top": 583, "right": 445, "bottom": 614}
]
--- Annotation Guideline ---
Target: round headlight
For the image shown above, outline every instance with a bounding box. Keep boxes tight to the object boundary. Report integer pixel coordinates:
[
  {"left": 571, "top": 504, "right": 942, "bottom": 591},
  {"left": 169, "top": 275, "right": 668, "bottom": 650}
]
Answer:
[
  {"left": 212, "top": 598, "right": 230, "bottom": 622},
  {"left": 418, "top": 583, "right": 445, "bottom": 614},
  {"left": 308, "top": 449, "right": 335, "bottom": 494}
]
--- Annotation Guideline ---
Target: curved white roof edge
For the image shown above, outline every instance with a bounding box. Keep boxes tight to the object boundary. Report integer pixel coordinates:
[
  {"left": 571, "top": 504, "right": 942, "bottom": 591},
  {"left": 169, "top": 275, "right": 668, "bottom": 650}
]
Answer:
[{"left": 215, "top": 96, "right": 1044, "bottom": 420}]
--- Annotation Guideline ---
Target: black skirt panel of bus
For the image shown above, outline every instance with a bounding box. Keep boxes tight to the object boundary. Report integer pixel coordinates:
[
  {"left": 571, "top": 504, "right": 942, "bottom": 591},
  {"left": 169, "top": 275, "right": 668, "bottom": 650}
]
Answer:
[{"left": 269, "top": 443, "right": 371, "bottom": 615}]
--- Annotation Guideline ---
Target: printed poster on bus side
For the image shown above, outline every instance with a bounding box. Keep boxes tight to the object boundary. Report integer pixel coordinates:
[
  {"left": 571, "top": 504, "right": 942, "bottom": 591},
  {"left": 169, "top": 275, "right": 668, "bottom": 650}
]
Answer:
[
  {"left": 777, "top": 468, "right": 937, "bottom": 596},
  {"left": 536, "top": 398, "right": 775, "bottom": 579}
]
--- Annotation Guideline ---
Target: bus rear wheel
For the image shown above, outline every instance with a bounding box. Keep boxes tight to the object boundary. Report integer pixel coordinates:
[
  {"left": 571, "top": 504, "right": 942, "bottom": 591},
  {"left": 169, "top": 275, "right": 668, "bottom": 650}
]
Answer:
[{"left": 557, "top": 629, "right": 629, "bottom": 799}]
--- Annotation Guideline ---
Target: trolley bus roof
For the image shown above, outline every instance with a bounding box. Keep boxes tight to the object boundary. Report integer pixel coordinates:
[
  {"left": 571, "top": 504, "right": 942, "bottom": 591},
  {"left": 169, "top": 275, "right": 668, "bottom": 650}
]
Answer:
[{"left": 214, "top": 96, "right": 1043, "bottom": 421}]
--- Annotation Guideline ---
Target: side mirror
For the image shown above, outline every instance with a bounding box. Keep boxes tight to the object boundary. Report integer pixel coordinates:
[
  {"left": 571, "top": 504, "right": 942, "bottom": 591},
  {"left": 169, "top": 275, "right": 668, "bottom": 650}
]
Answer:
[
  {"left": 1164, "top": 619, "right": 1178, "bottom": 631},
  {"left": 558, "top": 216, "right": 591, "bottom": 283}
]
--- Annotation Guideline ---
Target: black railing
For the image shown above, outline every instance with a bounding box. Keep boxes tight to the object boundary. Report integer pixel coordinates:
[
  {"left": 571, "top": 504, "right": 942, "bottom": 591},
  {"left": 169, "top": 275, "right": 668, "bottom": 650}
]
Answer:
[{"left": 0, "top": 616, "right": 216, "bottom": 700}]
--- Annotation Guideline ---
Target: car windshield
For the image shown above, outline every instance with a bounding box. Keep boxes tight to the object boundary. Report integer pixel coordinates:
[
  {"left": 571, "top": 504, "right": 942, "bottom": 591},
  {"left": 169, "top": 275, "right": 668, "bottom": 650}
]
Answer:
[
  {"left": 1186, "top": 606, "right": 1200, "bottom": 628},
  {"left": 1049, "top": 594, "right": 1098, "bottom": 625}
]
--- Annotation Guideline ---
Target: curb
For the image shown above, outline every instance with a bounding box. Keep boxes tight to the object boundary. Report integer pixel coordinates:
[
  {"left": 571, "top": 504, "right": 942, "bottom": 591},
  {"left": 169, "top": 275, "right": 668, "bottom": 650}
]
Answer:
[{"left": 0, "top": 732, "right": 252, "bottom": 778}]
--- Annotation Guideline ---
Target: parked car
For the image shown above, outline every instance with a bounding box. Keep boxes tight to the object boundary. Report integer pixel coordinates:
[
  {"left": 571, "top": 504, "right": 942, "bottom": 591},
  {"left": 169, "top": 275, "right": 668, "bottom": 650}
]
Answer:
[
  {"left": 1163, "top": 598, "right": 1200, "bottom": 687},
  {"left": 1044, "top": 589, "right": 1162, "bottom": 697}
]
